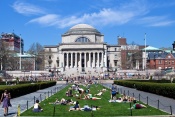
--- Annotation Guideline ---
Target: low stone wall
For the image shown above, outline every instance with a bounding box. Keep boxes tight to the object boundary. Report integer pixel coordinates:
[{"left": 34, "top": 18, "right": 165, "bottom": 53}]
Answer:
[{"left": 56, "top": 80, "right": 114, "bottom": 85}]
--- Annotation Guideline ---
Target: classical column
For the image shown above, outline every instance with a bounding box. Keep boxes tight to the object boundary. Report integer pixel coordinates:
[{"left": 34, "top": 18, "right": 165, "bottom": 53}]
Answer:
[
  {"left": 105, "top": 50, "right": 107, "bottom": 67},
  {"left": 101, "top": 52, "right": 104, "bottom": 67},
  {"left": 89, "top": 53, "right": 91, "bottom": 67},
  {"left": 66, "top": 53, "right": 69, "bottom": 68},
  {"left": 75, "top": 52, "right": 77, "bottom": 68},
  {"left": 80, "top": 52, "right": 82, "bottom": 68},
  {"left": 97, "top": 52, "right": 99, "bottom": 67},
  {"left": 59, "top": 54, "right": 61, "bottom": 68},
  {"left": 62, "top": 53, "right": 64, "bottom": 68},
  {"left": 93, "top": 52, "right": 95, "bottom": 67},
  {"left": 71, "top": 53, "right": 73, "bottom": 68},
  {"left": 85, "top": 52, "right": 86, "bottom": 68}
]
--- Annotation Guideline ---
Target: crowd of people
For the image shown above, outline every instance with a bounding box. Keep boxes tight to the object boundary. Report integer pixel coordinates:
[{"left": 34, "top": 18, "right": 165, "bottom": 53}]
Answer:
[
  {"left": 0, "top": 80, "right": 147, "bottom": 116},
  {"left": 29, "top": 79, "right": 147, "bottom": 113}
]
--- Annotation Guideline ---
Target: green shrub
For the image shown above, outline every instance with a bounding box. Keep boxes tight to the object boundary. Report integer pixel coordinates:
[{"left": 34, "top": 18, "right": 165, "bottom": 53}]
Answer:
[{"left": 114, "top": 80, "right": 175, "bottom": 99}]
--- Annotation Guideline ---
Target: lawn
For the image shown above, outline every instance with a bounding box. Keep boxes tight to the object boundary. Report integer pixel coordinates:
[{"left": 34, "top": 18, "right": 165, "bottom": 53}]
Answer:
[{"left": 21, "top": 84, "right": 169, "bottom": 117}]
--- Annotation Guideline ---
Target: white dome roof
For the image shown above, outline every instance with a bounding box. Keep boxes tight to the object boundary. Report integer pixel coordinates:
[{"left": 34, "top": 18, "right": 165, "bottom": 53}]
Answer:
[
  {"left": 70, "top": 24, "right": 95, "bottom": 29},
  {"left": 63, "top": 23, "right": 102, "bottom": 36}
]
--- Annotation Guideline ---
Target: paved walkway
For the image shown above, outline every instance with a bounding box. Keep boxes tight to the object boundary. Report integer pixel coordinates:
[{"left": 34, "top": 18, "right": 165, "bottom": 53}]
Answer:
[
  {"left": 0, "top": 84, "right": 67, "bottom": 117},
  {"left": 103, "top": 83, "right": 175, "bottom": 115}
]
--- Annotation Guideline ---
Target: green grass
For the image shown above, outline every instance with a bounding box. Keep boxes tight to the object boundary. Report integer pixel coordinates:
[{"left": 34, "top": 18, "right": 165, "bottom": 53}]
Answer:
[{"left": 21, "top": 84, "right": 169, "bottom": 117}]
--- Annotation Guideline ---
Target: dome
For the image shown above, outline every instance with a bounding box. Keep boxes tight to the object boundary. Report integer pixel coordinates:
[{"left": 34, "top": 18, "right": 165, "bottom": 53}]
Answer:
[
  {"left": 70, "top": 24, "right": 95, "bottom": 29},
  {"left": 63, "top": 23, "right": 102, "bottom": 36}
]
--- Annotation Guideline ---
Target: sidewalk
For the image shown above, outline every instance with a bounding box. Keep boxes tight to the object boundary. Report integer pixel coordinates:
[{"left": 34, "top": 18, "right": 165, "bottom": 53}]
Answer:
[
  {"left": 0, "top": 84, "right": 67, "bottom": 117},
  {"left": 103, "top": 84, "right": 175, "bottom": 115}
]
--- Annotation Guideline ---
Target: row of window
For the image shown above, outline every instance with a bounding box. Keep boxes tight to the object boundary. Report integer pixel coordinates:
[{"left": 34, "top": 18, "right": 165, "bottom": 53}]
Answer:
[{"left": 158, "top": 60, "right": 175, "bottom": 64}]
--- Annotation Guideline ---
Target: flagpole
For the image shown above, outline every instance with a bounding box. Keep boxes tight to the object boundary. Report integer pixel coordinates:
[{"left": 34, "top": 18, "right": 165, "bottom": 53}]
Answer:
[
  {"left": 144, "top": 33, "right": 146, "bottom": 70},
  {"left": 144, "top": 33, "right": 148, "bottom": 78},
  {"left": 19, "top": 34, "right": 21, "bottom": 70}
]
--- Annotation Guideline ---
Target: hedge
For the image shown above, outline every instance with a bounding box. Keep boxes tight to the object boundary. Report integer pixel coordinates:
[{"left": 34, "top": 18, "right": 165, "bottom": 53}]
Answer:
[
  {"left": 0, "top": 81, "right": 56, "bottom": 98},
  {"left": 114, "top": 80, "right": 175, "bottom": 99}
]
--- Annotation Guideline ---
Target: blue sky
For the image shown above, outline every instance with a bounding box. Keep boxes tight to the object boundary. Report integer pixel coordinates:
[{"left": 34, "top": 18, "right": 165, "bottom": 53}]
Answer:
[{"left": 1, "top": 0, "right": 175, "bottom": 51}]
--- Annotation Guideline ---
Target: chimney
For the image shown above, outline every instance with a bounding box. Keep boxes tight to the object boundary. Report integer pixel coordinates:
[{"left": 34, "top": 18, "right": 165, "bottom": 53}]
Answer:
[
  {"left": 172, "top": 41, "right": 175, "bottom": 50},
  {"left": 118, "top": 36, "right": 127, "bottom": 45}
]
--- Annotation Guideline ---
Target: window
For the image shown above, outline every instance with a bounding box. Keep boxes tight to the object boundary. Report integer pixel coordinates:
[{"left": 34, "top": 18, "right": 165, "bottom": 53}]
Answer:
[
  {"left": 168, "top": 56, "right": 171, "bottom": 58},
  {"left": 115, "top": 48, "right": 117, "bottom": 51},
  {"left": 158, "top": 60, "right": 161, "bottom": 64},
  {"left": 172, "top": 61, "right": 174, "bottom": 64},
  {"left": 49, "top": 56, "right": 51, "bottom": 59},
  {"left": 57, "top": 60, "right": 59, "bottom": 67},
  {"left": 114, "top": 61, "right": 117, "bottom": 66},
  {"left": 75, "top": 37, "right": 90, "bottom": 42},
  {"left": 114, "top": 54, "right": 117, "bottom": 58}
]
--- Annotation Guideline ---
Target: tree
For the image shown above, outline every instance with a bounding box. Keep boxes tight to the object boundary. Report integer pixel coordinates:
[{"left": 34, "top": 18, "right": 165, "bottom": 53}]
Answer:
[
  {"left": 27, "top": 43, "right": 45, "bottom": 70},
  {"left": 6, "top": 53, "right": 19, "bottom": 70},
  {"left": 131, "top": 50, "right": 143, "bottom": 69},
  {"left": 0, "top": 41, "right": 11, "bottom": 70}
]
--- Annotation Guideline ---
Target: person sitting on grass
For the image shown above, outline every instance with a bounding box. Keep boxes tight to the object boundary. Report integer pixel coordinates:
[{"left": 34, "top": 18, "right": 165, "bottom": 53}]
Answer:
[
  {"left": 83, "top": 94, "right": 101, "bottom": 100},
  {"left": 85, "top": 88, "right": 90, "bottom": 94},
  {"left": 84, "top": 93, "right": 93, "bottom": 99},
  {"left": 60, "top": 98, "right": 74, "bottom": 105},
  {"left": 122, "top": 94, "right": 128, "bottom": 102},
  {"left": 33, "top": 99, "right": 43, "bottom": 112},
  {"left": 49, "top": 98, "right": 59, "bottom": 104},
  {"left": 95, "top": 91, "right": 103, "bottom": 96},
  {"left": 131, "top": 100, "right": 147, "bottom": 109},
  {"left": 69, "top": 101, "right": 80, "bottom": 111},
  {"left": 78, "top": 88, "right": 84, "bottom": 99},
  {"left": 101, "top": 88, "right": 107, "bottom": 92},
  {"left": 66, "top": 88, "right": 73, "bottom": 97}
]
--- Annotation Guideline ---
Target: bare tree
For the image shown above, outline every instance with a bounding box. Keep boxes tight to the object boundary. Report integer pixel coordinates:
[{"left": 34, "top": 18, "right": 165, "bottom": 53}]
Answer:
[
  {"left": 27, "top": 43, "right": 45, "bottom": 70},
  {"left": 131, "top": 50, "right": 143, "bottom": 69},
  {"left": 6, "top": 53, "right": 19, "bottom": 70},
  {"left": 0, "top": 41, "right": 11, "bottom": 70}
]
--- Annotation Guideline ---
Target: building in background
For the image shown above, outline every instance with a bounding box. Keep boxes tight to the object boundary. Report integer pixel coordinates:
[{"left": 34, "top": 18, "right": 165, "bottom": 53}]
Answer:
[
  {"left": 0, "top": 33, "right": 35, "bottom": 71},
  {"left": 118, "top": 37, "right": 146, "bottom": 70},
  {"left": 147, "top": 42, "right": 175, "bottom": 70},
  {"left": 0, "top": 33, "right": 24, "bottom": 53}
]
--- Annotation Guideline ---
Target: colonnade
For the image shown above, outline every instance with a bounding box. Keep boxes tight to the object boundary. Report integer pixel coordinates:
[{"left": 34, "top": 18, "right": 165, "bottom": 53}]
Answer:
[{"left": 61, "top": 51, "right": 105, "bottom": 68}]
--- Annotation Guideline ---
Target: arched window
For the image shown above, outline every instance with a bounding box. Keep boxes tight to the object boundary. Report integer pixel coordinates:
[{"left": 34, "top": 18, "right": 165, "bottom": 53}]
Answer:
[{"left": 75, "top": 37, "right": 90, "bottom": 42}]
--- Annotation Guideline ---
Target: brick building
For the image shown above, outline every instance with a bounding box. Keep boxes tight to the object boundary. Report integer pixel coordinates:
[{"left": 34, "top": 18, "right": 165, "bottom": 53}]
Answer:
[
  {"left": 0, "top": 33, "right": 24, "bottom": 53},
  {"left": 118, "top": 37, "right": 146, "bottom": 70},
  {"left": 147, "top": 52, "right": 175, "bottom": 69}
]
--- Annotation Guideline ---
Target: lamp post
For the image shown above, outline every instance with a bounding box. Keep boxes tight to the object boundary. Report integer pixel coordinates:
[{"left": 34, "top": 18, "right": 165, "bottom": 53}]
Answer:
[
  {"left": 103, "top": 43, "right": 105, "bottom": 80},
  {"left": 144, "top": 33, "right": 148, "bottom": 79},
  {"left": 19, "top": 34, "right": 22, "bottom": 70},
  {"left": 0, "top": 57, "right": 2, "bottom": 70}
]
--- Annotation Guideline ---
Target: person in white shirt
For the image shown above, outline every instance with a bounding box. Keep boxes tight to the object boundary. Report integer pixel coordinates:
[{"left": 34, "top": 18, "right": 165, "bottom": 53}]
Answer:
[{"left": 33, "top": 100, "right": 43, "bottom": 112}]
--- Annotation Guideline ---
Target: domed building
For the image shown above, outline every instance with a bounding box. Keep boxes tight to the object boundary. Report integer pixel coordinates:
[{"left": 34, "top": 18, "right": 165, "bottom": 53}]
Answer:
[{"left": 44, "top": 24, "right": 121, "bottom": 77}]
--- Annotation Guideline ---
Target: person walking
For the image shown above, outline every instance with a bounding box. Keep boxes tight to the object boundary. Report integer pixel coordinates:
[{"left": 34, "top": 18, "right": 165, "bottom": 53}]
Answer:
[
  {"left": 111, "top": 83, "right": 117, "bottom": 100},
  {"left": 0, "top": 90, "right": 12, "bottom": 116}
]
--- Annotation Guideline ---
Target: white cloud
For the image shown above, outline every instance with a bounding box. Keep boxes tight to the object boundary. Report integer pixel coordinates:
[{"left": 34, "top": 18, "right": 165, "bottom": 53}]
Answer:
[
  {"left": 28, "top": 4, "right": 147, "bottom": 28},
  {"left": 28, "top": 14, "right": 59, "bottom": 25},
  {"left": 149, "top": 21, "right": 175, "bottom": 27},
  {"left": 138, "top": 16, "right": 175, "bottom": 27},
  {"left": 12, "top": 1, "right": 46, "bottom": 15}
]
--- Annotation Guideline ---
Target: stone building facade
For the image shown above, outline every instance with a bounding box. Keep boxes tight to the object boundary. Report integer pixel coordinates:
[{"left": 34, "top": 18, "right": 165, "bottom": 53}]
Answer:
[{"left": 44, "top": 24, "right": 121, "bottom": 76}]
